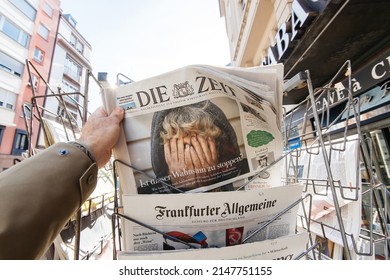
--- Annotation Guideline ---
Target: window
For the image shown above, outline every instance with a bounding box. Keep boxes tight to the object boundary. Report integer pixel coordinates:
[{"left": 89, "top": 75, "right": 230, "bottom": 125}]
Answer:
[
  {"left": 64, "top": 55, "right": 82, "bottom": 81},
  {"left": 69, "top": 33, "right": 84, "bottom": 54},
  {"left": 22, "top": 102, "right": 32, "bottom": 119},
  {"left": 8, "top": 0, "right": 37, "bottom": 21},
  {"left": 2, "top": 17, "right": 20, "bottom": 41},
  {"left": 0, "top": 125, "right": 5, "bottom": 145},
  {"left": 62, "top": 80, "right": 79, "bottom": 94},
  {"left": 0, "top": 51, "right": 24, "bottom": 77},
  {"left": 61, "top": 80, "right": 80, "bottom": 104},
  {"left": 33, "top": 47, "right": 44, "bottom": 64},
  {"left": 28, "top": 73, "right": 39, "bottom": 91},
  {"left": 57, "top": 106, "right": 78, "bottom": 122},
  {"left": 0, "top": 89, "right": 17, "bottom": 111},
  {"left": 38, "top": 24, "right": 49, "bottom": 40},
  {"left": 12, "top": 129, "right": 28, "bottom": 155},
  {"left": 75, "top": 40, "right": 84, "bottom": 54},
  {"left": 70, "top": 34, "right": 77, "bottom": 46},
  {"left": 43, "top": 2, "right": 53, "bottom": 17},
  {"left": 0, "top": 15, "right": 30, "bottom": 47}
]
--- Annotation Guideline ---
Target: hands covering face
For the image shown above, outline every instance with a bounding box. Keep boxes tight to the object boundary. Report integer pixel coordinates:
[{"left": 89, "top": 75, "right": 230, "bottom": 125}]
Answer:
[{"left": 164, "top": 135, "right": 219, "bottom": 189}]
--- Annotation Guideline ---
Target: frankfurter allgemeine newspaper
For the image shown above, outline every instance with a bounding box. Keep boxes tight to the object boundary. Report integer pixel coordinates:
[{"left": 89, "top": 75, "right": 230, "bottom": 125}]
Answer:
[{"left": 120, "top": 184, "right": 303, "bottom": 252}]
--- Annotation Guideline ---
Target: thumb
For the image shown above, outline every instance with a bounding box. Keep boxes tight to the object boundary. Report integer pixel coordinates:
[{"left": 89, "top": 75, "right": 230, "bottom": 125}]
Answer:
[{"left": 110, "top": 107, "right": 125, "bottom": 123}]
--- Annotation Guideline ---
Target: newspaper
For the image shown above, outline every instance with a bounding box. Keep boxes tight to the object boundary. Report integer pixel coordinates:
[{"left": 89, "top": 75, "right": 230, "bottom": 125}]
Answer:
[
  {"left": 289, "top": 139, "right": 362, "bottom": 248},
  {"left": 121, "top": 184, "right": 303, "bottom": 252},
  {"left": 101, "top": 64, "right": 284, "bottom": 194},
  {"left": 117, "top": 232, "right": 309, "bottom": 260}
]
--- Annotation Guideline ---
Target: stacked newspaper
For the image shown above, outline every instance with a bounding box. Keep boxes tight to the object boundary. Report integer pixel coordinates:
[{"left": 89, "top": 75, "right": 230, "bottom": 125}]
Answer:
[
  {"left": 117, "top": 184, "right": 306, "bottom": 259},
  {"left": 101, "top": 64, "right": 309, "bottom": 259}
]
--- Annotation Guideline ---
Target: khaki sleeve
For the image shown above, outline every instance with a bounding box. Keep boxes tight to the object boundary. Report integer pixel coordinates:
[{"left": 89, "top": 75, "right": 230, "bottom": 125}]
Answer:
[{"left": 0, "top": 143, "right": 98, "bottom": 259}]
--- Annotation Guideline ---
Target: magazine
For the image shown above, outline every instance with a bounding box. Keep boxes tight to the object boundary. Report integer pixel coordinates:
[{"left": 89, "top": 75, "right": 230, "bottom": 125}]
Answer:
[
  {"left": 117, "top": 232, "right": 309, "bottom": 260},
  {"left": 101, "top": 64, "right": 284, "bottom": 194},
  {"left": 120, "top": 184, "right": 303, "bottom": 252}
]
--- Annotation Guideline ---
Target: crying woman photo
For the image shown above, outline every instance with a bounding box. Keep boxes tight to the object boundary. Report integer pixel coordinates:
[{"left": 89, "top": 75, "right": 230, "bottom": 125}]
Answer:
[{"left": 148, "top": 99, "right": 249, "bottom": 193}]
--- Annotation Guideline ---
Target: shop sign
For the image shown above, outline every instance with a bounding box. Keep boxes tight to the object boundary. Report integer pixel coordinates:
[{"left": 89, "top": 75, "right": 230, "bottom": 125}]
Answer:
[
  {"left": 340, "top": 80, "right": 390, "bottom": 120},
  {"left": 315, "top": 47, "right": 390, "bottom": 111},
  {"left": 262, "top": 0, "right": 329, "bottom": 66}
]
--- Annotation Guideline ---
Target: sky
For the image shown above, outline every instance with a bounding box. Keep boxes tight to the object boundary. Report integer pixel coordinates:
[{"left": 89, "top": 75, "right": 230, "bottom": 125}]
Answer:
[{"left": 60, "top": 0, "right": 232, "bottom": 109}]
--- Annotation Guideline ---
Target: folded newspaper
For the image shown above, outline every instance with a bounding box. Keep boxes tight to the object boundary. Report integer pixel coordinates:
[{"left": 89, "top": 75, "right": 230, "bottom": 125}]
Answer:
[
  {"left": 121, "top": 184, "right": 303, "bottom": 252},
  {"left": 117, "top": 232, "right": 309, "bottom": 260},
  {"left": 288, "top": 139, "right": 362, "bottom": 248},
  {"left": 101, "top": 64, "right": 284, "bottom": 194}
]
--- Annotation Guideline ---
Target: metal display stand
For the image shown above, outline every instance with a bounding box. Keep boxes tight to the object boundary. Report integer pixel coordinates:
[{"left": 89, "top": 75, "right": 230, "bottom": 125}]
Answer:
[
  {"left": 109, "top": 62, "right": 389, "bottom": 260},
  {"left": 283, "top": 61, "right": 389, "bottom": 259},
  {"left": 20, "top": 58, "right": 389, "bottom": 260},
  {"left": 110, "top": 159, "right": 315, "bottom": 260}
]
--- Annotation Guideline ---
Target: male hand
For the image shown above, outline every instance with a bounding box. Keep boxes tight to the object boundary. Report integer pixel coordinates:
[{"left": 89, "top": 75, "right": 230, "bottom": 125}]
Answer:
[{"left": 78, "top": 106, "right": 124, "bottom": 168}]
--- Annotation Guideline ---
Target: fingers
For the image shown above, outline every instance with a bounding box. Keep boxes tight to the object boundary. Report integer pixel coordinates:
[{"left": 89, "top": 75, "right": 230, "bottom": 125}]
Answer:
[
  {"left": 164, "top": 141, "right": 172, "bottom": 166},
  {"left": 177, "top": 137, "right": 185, "bottom": 163},
  {"left": 110, "top": 107, "right": 125, "bottom": 123},
  {"left": 164, "top": 137, "right": 186, "bottom": 170},
  {"left": 189, "top": 145, "right": 202, "bottom": 169},
  {"left": 184, "top": 144, "right": 194, "bottom": 170},
  {"left": 90, "top": 106, "right": 124, "bottom": 123},
  {"left": 79, "top": 106, "right": 125, "bottom": 169},
  {"left": 91, "top": 106, "right": 108, "bottom": 118},
  {"left": 169, "top": 138, "right": 178, "bottom": 163},
  {"left": 197, "top": 136, "right": 217, "bottom": 165},
  {"left": 191, "top": 136, "right": 213, "bottom": 167}
]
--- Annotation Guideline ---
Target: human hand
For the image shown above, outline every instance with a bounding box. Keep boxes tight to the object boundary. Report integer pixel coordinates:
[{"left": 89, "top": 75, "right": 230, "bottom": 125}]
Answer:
[
  {"left": 78, "top": 106, "right": 124, "bottom": 168},
  {"left": 190, "top": 136, "right": 218, "bottom": 168},
  {"left": 190, "top": 136, "right": 219, "bottom": 185},
  {"left": 164, "top": 137, "right": 197, "bottom": 189}
]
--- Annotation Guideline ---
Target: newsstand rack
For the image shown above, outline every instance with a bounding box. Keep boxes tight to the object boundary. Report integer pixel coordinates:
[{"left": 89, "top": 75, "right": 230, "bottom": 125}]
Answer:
[
  {"left": 21, "top": 58, "right": 390, "bottom": 260},
  {"left": 282, "top": 60, "right": 389, "bottom": 259}
]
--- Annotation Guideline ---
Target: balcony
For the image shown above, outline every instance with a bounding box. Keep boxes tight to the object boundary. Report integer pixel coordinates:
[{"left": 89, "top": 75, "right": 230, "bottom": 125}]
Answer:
[{"left": 63, "top": 65, "right": 81, "bottom": 84}]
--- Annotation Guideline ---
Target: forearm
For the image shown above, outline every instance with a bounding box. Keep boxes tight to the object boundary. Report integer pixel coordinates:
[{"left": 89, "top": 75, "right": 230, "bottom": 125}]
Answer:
[{"left": 0, "top": 143, "right": 98, "bottom": 259}]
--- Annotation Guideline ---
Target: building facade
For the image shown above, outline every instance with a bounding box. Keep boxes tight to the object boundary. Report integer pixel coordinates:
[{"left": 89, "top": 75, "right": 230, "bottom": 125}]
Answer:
[
  {"left": 219, "top": 0, "right": 389, "bottom": 103},
  {"left": 0, "top": 0, "right": 92, "bottom": 171},
  {"left": 219, "top": 0, "right": 390, "bottom": 259},
  {"left": 42, "top": 12, "right": 92, "bottom": 135},
  {"left": 219, "top": 0, "right": 390, "bottom": 175},
  {"left": 0, "top": 0, "right": 61, "bottom": 170}
]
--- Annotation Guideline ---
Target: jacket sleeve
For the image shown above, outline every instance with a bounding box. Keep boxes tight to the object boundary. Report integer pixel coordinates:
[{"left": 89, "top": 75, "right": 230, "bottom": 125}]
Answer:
[{"left": 0, "top": 142, "right": 98, "bottom": 260}]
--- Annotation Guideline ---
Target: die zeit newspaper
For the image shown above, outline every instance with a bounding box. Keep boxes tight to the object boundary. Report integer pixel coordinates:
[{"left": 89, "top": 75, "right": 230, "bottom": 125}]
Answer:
[
  {"left": 101, "top": 64, "right": 284, "bottom": 195},
  {"left": 120, "top": 184, "right": 304, "bottom": 253}
]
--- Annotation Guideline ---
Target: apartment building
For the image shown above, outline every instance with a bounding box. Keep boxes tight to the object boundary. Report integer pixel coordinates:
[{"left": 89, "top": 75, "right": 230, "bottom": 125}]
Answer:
[
  {"left": 0, "top": 0, "right": 92, "bottom": 171},
  {"left": 42, "top": 12, "right": 92, "bottom": 133},
  {"left": 0, "top": 0, "right": 61, "bottom": 170}
]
